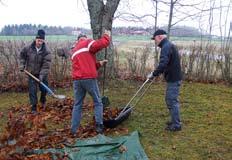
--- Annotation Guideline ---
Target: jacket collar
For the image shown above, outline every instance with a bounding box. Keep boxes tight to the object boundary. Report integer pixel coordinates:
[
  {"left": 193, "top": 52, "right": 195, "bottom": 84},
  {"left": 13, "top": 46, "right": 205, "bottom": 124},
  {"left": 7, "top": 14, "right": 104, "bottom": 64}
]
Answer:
[
  {"left": 158, "top": 38, "right": 168, "bottom": 48},
  {"left": 31, "top": 40, "right": 45, "bottom": 50}
]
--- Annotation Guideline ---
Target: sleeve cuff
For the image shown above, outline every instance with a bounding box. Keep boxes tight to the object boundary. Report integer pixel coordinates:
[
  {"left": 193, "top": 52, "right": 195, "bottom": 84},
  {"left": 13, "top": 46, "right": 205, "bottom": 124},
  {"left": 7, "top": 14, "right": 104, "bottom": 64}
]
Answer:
[
  {"left": 153, "top": 71, "right": 159, "bottom": 77},
  {"left": 96, "top": 62, "right": 101, "bottom": 69}
]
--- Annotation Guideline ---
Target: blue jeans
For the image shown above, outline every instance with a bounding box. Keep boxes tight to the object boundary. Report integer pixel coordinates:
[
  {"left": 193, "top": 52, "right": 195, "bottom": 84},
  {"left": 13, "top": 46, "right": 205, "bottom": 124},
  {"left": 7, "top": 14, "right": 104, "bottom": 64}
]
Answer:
[
  {"left": 165, "top": 81, "right": 182, "bottom": 127},
  {"left": 28, "top": 75, "right": 48, "bottom": 111},
  {"left": 71, "top": 79, "right": 103, "bottom": 134}
]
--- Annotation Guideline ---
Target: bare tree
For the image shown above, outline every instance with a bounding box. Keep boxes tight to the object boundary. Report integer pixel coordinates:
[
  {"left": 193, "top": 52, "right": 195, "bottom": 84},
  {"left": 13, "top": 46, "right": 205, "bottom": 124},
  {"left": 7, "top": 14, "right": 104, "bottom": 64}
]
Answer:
[
  {"left": 87, "top": 0, "right": 120, "bottom": 39},
  {"left": 218, "top": 0, "right": 232, "bottom": 83},
  {"left": 87, "top": 0, "right": 120, "bottom": 76},
  {"left": 166, "top": 0, "right": 176, "bottom": 39},
  {"left": 0, "top": 0, "right": 6, "bottom": 6},
  {"left": 152, "top": 0, "right": 159, "bottom": 65},
  {"left": 158, "top": 0, "right": 206, "bottom": 38}
]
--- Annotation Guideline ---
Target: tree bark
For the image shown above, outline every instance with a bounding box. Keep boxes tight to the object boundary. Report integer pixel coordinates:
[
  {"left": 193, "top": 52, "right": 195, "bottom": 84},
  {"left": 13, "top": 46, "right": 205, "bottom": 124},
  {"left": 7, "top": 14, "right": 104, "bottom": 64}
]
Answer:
[
  {"left": 167, "top": 0, "right": 175, "bottom": 39},
  {"left": 87, "top": 0, "right": 120, "bottom": 77}
]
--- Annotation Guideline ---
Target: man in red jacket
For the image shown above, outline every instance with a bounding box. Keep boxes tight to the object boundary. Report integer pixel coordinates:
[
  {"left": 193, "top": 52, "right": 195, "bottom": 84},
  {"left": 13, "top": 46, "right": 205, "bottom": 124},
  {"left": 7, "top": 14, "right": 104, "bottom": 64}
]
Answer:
[{"left": 71, "top": 30, "right": 111, "bottom": 134}]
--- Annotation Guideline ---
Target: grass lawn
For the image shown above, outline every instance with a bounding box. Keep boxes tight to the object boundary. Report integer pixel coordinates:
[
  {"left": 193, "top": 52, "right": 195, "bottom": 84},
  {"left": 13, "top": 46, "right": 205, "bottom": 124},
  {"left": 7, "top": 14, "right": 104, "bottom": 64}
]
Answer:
[{"left": 0, "top": 80, "right": 232, "bottom": 159}]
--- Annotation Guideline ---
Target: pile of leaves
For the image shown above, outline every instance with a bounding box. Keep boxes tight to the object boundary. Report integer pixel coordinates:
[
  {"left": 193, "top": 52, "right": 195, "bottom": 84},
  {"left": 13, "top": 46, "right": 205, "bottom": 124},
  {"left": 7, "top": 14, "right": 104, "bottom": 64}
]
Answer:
[
  {"left": 0, "top": 98, "right": 128, "bottom": 159},
  {"left": 0, "top": 79, "right": 72, "bottom": 93},
  {"left": 0, "top": 83, "right": 28, "bottom": 93},
  {"left": 49, "top": 78, "right": 73, "bottom": 89}
]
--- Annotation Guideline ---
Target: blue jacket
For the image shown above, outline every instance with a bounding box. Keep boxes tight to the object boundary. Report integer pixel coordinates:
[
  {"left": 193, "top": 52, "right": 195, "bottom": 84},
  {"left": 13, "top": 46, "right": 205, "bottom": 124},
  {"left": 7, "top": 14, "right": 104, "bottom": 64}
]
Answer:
[{"left": 153, "top": 38, "right": 182, "bottom": 82}]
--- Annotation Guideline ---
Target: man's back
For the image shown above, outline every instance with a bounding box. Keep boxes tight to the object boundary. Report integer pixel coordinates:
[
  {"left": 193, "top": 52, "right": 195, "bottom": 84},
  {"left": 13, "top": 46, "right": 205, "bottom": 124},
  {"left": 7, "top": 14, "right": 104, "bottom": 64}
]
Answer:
[
  {"left": 71, "top": 34, "right": 110, "bottom": 80},
  {"left": 161, "top": 39, "right": 182, "bottom": 82}
]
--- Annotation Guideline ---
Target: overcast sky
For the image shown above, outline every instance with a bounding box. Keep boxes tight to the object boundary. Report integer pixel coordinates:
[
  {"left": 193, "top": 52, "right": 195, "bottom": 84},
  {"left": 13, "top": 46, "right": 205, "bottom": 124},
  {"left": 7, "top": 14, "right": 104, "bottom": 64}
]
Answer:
[
  {"left": 0, "top": 0, "right": 231, "bottom": 36},
  {"left": 0, "top": 0, "right": 153, "bottom": 28}
]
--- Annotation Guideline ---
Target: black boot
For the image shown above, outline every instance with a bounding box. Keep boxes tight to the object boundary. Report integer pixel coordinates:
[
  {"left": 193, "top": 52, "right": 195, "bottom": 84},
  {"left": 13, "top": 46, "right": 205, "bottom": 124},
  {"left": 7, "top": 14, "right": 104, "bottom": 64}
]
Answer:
[
  {"left": 166, "top": 121, "right": 172, "bottom": 126},
  {"left": 96, "top": 124, "right": 104, "bottom": 134},
  {"left": 165, "top": 125, "right": 182, "bottom": 132},
  {"left": 31, "top": 105, "right": 37, "bottom": 115}
]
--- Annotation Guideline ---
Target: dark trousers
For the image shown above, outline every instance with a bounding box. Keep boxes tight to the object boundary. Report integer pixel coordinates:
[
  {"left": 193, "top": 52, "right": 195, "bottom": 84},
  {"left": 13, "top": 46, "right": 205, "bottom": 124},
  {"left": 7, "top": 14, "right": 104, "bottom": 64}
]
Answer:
[
  {"left": 165, "top": 81, "right": 182, "bottom": 127},
  {"left": 28, "top": 75, "right": 48, "bottom": 111}
]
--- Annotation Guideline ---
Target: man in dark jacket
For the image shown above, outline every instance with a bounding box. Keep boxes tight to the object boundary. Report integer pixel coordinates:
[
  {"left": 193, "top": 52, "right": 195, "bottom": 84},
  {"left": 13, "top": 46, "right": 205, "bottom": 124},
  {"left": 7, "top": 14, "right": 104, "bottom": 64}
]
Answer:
[
  {"left": 70, "top": 30, "right": 111, "bottom": 135},
  {"left": 19, "top": 29, "right": 51, "bottom": 114},
  {"left": 148, "top": 29, "right": 182, "bottom": 131}
]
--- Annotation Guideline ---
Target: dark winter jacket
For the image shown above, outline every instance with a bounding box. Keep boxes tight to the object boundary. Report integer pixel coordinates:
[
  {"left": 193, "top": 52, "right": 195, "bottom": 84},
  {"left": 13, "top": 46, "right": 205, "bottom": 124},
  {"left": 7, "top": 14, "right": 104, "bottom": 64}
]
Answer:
[
  {"left": 153, "top": 38, "right": 182, "bottom": 82},
  {"left": 20, "top": 41, "right": 51, "bottom": 76}
]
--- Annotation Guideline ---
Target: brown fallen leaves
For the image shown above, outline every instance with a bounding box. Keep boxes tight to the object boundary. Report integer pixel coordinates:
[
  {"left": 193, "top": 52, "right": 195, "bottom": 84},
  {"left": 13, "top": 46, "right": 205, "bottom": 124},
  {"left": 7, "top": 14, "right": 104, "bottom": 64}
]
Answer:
[
  {"left": 0, "top": 112, "right": 3, "bottom": 118},
  {"left": 0, "top": 97, "right": 129, "bottom": 159},
  {"left": 0, "top": 83, "right": 28, "bottom": 93}
]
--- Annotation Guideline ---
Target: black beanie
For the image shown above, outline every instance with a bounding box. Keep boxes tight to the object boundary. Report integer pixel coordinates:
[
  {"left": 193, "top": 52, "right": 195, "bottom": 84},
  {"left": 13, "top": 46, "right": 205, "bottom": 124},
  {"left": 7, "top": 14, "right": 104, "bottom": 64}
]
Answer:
[
  {"left": 151, "top": 29, "right": 167, "bottom": 40},
  {"left": 36, "top": 29, "right": 45, "bottom": 40}
]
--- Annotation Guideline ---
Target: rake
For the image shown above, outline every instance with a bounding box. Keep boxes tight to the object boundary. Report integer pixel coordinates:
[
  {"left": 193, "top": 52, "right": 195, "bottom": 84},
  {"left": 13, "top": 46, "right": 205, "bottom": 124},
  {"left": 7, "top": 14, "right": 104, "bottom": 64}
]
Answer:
[
  {"left": 24, "top": 69, "right": 66, "bottom": 100},
  {"left": 104, "top": 79, "right": 153, "bottom": 128}
]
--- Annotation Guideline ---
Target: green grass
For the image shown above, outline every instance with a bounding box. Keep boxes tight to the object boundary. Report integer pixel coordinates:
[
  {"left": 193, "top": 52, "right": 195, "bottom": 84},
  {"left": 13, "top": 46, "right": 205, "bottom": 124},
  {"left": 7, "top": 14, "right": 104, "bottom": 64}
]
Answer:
[{"left": 0, "top": 81, "right": 232, "bottom": 159}]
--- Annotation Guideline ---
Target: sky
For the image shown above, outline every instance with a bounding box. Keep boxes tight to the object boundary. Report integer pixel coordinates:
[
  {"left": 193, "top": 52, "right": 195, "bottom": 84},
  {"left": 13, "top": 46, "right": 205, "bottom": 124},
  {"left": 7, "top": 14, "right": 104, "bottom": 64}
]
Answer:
[{"left": 0, "top": 0, "right": 231, "bottom": 36}]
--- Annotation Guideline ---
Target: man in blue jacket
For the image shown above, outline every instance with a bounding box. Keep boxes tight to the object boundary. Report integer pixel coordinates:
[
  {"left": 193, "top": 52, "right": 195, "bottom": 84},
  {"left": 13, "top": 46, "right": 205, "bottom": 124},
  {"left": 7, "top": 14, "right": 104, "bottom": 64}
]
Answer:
[{"left": 148, "top": 29, "right": 182, "bottom": 131}]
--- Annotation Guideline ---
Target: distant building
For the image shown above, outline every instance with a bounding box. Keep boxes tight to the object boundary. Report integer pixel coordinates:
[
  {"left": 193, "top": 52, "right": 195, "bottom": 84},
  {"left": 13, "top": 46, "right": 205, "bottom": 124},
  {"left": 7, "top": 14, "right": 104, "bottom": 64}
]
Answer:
[
  {"left": 72, "top": 30, "right": 81, "bottom": 36},
  {"left": 131, "top": 30, "right": 146, "bottom": 35}
]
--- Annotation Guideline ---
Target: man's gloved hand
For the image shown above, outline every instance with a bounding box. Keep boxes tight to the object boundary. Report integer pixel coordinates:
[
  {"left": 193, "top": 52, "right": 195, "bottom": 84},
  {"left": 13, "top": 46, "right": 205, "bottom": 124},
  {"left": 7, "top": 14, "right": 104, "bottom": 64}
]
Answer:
[
  {"left": 99, "top": 59, "right": 108, "bottom": 66},
  {"left": 104, "top": 30, "right": 111, "bottom": 37},
  {"left": 147, "top": 72, "right": 155, "bottom": 81},
  {"left": 19, "top": 65, "right": 25, "bottom": 72},
  {"left": 39, "top": 75, "right": 44, "bottom": 81}
]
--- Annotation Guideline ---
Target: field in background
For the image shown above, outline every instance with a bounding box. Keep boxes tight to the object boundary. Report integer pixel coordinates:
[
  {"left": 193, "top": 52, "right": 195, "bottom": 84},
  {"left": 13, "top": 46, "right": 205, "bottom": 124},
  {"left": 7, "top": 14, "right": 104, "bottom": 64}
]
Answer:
[
  {"left": 0, "top": 34, "right": 231, "bottom": 92},
  {"left": 0, "top": 34, "right": 220, "bottom": 43},
  {"left": 0, "top": 34, "right": 221, "bottom": 54}
]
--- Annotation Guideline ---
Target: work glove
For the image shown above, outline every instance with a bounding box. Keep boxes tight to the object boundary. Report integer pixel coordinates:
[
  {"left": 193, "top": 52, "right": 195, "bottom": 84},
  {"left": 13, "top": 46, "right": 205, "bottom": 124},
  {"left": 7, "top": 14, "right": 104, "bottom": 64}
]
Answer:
[
  {"left": 104, "top": 30, "right": 111, "bottom": 37},
  {"left": 147, "top": 72, "right": 155, "bottom": 81},
  {"left": 99, "top": 59, "right": 108, "bottom": 66},
  {"left": 39, "top": 75, "right": 45, "bottom": 81},
  {"left": 19, "top": 65, "right": 25, "bottom": 72}
]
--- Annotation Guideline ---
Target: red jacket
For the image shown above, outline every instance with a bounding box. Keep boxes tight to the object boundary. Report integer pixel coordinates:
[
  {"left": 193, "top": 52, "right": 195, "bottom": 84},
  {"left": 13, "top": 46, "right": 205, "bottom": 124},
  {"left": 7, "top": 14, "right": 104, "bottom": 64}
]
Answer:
[{"left": 71, "top": 34, "right": 110, "bottom": 80}]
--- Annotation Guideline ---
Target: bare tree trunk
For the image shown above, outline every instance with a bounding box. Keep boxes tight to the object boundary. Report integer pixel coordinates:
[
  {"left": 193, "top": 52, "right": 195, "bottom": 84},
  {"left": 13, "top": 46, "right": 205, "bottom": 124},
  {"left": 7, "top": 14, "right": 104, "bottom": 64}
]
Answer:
[
  {"left": 205, "top": 0, "right": 215, "bottom": 81},
  {"left": 87, "top": 0, "right": 120, "bottom": 77},
  {"left": 218, "top": 0, "right": 232, "bottom": 83},
  {"left": 167, "top": 0, "right": 176, "bottom": 39},
  {"left": 229, "top": 25, "right": 232, "bottom": 83},
  {"left": 153, "top": 0, "right": 159, "bottom": 65},
  {"left": 87, "top": 0, "right": 104, "bottom": 39}
]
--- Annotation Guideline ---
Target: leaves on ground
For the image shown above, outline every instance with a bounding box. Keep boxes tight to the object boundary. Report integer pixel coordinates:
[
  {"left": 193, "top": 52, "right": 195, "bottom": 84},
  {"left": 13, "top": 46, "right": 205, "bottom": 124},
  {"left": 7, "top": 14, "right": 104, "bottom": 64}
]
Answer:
[{"left": 0, "top": 97, "right": 128, "bottom": 159}]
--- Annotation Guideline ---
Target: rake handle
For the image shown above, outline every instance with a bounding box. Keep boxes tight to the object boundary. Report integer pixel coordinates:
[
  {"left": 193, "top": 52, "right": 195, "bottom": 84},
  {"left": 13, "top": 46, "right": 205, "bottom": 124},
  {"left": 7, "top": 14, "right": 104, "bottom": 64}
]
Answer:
[
  {"left": 117, "top": 79, "right": 150, "bottom": 118},
  {"left": 23, "top": 69, "right": 55, "bottom": 96},
  {"left": 102, "top": 48, "right": 107, "bottom": 96},
  {"left": 23, "top": 69, "right": 40, "bottom": 83}
]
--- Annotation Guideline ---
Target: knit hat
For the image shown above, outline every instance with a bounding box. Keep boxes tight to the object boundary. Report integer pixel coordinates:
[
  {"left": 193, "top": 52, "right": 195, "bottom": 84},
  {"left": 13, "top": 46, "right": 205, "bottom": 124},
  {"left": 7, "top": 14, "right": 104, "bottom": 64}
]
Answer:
[
  {"left": 151, "top": 29, "right": 167, "bottom": 40},
  {"left": 36, "top": 29, "right": 45, "bottom": 40}
]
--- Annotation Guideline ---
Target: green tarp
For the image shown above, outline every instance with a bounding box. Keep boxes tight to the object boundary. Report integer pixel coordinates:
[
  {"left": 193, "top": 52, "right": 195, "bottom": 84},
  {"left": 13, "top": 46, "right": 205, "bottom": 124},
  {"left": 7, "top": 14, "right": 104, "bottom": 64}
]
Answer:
[{"left": 33, "top": 131, "right": 149, "bottom": 160}]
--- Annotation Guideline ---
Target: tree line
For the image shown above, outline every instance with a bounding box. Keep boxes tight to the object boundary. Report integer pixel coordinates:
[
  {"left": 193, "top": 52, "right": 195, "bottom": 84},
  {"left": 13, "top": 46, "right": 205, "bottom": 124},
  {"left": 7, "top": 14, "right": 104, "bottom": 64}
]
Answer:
[
  {"left": 0, "top": 24, "right": 204, "bottom": 37},
  {"left": 0, "top": 24, "right": 75, "bottom": 36}
]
